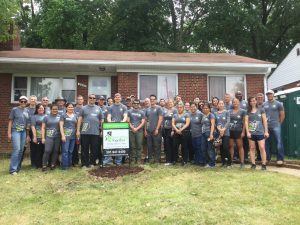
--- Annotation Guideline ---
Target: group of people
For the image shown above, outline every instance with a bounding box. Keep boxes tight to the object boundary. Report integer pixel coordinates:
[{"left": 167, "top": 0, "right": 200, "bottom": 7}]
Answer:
[{"left": 7, "top": 89, "right": 285, "bottom": 175}]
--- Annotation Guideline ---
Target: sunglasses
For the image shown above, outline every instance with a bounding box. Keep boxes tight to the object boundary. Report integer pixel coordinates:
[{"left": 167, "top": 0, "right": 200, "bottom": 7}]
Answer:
[
  {"left": 89, "top": 97, "right": 96, "bottom": 99},
  {"left": 20, "top": 100, "right": 27, "bottom": 103},
  {"left": 133, "top": 102, "right": 139, "bottom": 105}
]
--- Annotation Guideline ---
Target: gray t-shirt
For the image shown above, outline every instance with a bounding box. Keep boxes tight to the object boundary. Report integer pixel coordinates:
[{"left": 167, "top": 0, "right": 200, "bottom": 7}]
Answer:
[
  {"left": 162, "top": 108, "right": 177, "bottom": 129},
  {"left": 240, "top": 100, "right": 248, "bottom": 110},
  {"left": 31, "top": 114, "right": 46, "bottom": 140},
  {"left": 60, "top": 114, "right": 77, "bottom": 139},
  {"left": 43, "top": 114, "right": 61, "bottom": 138},
  {"left": 26, "top": 106, "right": 36, "bottom": 127},
  {"left": 214, "top": 110, "right": 230, "bottom": 136},
  {"left": 74, "top": 106, "right": 83, "bottom": 117},
  {"left": 145, "top": 105, "right": 163, "bottom": 132},
  {"left": 108, "top": 104, "right": 127, "bottom": 122},
  {"left": 100, "top": 105, "right": 109, "bottom": 122},
  {"left": 247, "top": 108, "right": 266, "bottom": 135},
  {"left": 9, "top": 107, "right": 30, "bottom": 132},
  {"left": 173, "top": 112, "right": 190, "bottom": 130},
  {"left": 263, "top": 100, "right": 284, "bottom": 129},
  {"left": 225, "top": 102, "right": 232, "bottom": 111},
  {"left": 44, "top": 106, "right": 51, "bottom": 116},
  {"left": 211, "top": 107, "right": 218, "bottom": 114},
  {"left": 190, "top": 111, "right": 203, "bottom": 137},
  {"left": 128, "top": 109, "right": 145, "bottom": 132},
  {"left": 201, "top": 113, "right": 215, "bottom": 134},
  {"left": 79, "top": 105, "right": 103, "bottom": 135},
  {"left": 229, "top": 109, "right": 246, "bottom": 132},
  {"left": 57, "top": 107, "right": 66, "bottom": 116}
]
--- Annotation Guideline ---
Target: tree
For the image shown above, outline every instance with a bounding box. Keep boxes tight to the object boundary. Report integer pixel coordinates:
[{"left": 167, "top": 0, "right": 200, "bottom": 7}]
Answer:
[{"left": 0, "top": 0, "right": 19, "bottom": 42}]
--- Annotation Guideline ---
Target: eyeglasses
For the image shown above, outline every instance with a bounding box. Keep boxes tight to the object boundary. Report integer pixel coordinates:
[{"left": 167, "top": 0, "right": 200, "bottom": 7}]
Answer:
[
  {"left": 89, "top": 97, "right": 96, "bottom": 99},
  {"left": 20, "top": 100, "right": 27, "bottom": 103}
]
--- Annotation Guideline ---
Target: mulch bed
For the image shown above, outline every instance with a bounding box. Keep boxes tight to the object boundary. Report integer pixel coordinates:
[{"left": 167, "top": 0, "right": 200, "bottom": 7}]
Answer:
[{"left": 89, "top": 166, "right": 144, "bottom": 179}]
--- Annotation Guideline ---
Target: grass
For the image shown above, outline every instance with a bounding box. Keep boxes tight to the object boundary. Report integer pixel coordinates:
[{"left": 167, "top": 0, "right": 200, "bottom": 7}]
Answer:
[{"left": 0, "top": 159, "right": 300, "bottom": 225}]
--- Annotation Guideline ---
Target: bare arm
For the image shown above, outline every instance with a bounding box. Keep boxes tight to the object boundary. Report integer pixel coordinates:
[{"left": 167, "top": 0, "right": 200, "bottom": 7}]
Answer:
[
  {"left": 279, "top": 111, "right": 285, "bottom": 124},
  {"left": 180, "top": 117, "right": 190, "bottom": 132},
  {"left": 59, "top": 120, "right": 66, "bottom": 142},
  {"left": 262, "top": 113, "right": 269, "bottom": 138},
  {"left": 7, "top": 120, "right": 12, "bottom": 142},
  {"left": 41, "top": 122, "right": 46, "bottom": 144},
  {"left": 76, "top": 116, "right": 82, "bottom": 139}
]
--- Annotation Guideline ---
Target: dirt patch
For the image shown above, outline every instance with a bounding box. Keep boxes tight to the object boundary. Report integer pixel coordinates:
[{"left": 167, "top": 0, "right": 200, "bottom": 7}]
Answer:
[{"left": 89, "top": 166, "right": 144, "bottom": 179}]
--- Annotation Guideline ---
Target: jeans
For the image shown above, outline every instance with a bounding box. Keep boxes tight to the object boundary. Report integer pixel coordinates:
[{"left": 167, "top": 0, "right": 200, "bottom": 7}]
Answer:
[
  {"left": 192, "top": 135, "right": 204, "bottom": 165},
  {"left": 201, "top": 132, "right": 215, "bottom": 167},
  {"left": 147, "top": 130, "right": 162, "bottom": 163},
  {"left": 61, "top": 138, "right": 75, "bottom": 169},
  {"left": 129, "top": 131, "right": 143, "bottom": 162},
  {"left": 43, "top": 137, "right": 61, "bottom": 167},
  {"left": 265, "top": 126, "right": 284, "bottom": 161},
  {"left": 9, "top": 130, "right": 27, "bottom": 173},
  {"left": 72, "top": 141, "right": 80, "bottom": 165}
]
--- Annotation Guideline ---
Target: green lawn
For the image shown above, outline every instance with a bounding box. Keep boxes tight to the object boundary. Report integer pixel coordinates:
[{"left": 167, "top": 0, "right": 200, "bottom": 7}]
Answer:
[{"left": 0, "top": 159, "right": 299, "bottom": 225}]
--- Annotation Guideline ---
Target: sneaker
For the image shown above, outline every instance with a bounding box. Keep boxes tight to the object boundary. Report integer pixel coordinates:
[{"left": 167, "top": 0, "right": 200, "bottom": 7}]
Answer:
[
  {"left": 226, "top": 165, "right": 233, "bottom": 169},
  {"left": 276, "top": 160, "right": 284, "bottom": 166},
  {"left": 240, "top": 163, "right": 245, "bottom": 169},
  {"left": 11, "top": 172, "right": 18, "bottom": 175},
  {"left": 250, "top": 164, "right": 256, "bottom": 170},
  {"left": 164, "top": 163, "right": 171, "bottom": 166},
  {"left": 261, "top": 164, "right": 267, "bottom": 170},
  {"left": 42, "top": 166, "right": 47, "bottom": 172}
]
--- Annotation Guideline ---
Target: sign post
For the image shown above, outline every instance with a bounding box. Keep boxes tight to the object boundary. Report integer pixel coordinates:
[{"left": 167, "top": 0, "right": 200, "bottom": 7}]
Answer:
[{"left": 102, "top": 122, "right": 130, "bottom": 166}]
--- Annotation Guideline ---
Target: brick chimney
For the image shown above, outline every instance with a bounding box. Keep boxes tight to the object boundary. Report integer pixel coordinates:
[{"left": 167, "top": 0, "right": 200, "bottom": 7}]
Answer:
[{"left": 0, "top": 23, "right": 21, "bottom": 51}]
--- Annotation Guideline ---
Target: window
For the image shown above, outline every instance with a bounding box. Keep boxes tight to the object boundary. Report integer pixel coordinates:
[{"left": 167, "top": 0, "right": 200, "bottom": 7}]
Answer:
[
  {"left": 13, "top": 77, "right": 28, "bottom": 101},
  {"left": 12, "top": 76, "right": 76, "bottom": 102},
  {"left": 297, "top": 48, "right": 300, "bottom": 56},
  {"left": 139, "top": 74, "right": 177, "bottom": 100},
  {"left": 209, "top": 75, "right": 245, "bottom": 100},
  {"left": 89, "top": 77, "right": 111, "bottom": 100}
]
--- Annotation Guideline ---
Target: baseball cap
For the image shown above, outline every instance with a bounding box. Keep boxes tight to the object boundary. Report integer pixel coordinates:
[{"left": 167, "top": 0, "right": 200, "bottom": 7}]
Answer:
[
  {"left": 266, "top": 89, "right": 274, "bottom": 95},
  {"left": 99, "top": 96, "right": 105, "bottom": 100},
  {"left": 19, "top": 96, "right": 28, "bottom": 101}
]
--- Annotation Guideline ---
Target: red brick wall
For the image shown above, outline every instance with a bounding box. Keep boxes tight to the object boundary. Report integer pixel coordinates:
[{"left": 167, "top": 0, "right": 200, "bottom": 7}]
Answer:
[
  {"left": 0, "top": 24, "right": 20, "bottom": 51},
  {"left": 117, "top": 72, "right": 138, "bottom": 98},
  {"left": 178, "top": 73, "right": 207, "bottom": 102},
  {"left": 246, "top": 74, "right": 264, "bottom": 98},
  {"left": 0, "top": 74, "right": 13, "bottom": 153},
  {"left": 76, "top": 75, "right": 88, "bottom": 104},
  {"left": 111, "top": 76, "right": 118, "bottom": 97}
]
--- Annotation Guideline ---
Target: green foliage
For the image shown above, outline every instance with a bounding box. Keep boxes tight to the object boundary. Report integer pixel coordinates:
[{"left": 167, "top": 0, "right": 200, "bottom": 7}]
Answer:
[{"left": 0, "top": 0, "right": 19, "bottom": 42}]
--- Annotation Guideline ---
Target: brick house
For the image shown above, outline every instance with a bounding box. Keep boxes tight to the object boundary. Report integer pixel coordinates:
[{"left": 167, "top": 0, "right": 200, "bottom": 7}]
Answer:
[{"left": 0, "top": 43, "right": 276, "bottom": 153}]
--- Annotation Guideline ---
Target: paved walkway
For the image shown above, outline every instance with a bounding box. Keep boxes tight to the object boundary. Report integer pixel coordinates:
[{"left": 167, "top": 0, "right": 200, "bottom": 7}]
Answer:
[{"left": 266, "top": 166, "right": 300, "bottom": 177}]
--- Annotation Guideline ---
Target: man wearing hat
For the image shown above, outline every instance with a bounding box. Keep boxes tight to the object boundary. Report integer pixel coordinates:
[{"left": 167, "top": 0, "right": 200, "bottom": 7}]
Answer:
[
  {"left": 263, "top": 89, "right": 285, "bottom": 165},
  {"left": 54, "top": 96, "right": 66, "bottom": 116}
]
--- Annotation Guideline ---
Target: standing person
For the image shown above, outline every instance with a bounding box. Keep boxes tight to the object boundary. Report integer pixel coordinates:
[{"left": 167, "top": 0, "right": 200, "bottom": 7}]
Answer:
[
  {"left": 125, "top": 97, "right": 132, "bottom": 110},
  {"left": 31, "top": 103, "right": 46, "bottom": 168},
  {"left": 224, "top": 93, "right": 232, "bottom": 110},
  {"left": 26, "top": 95, "right": 37, "bottom": 167},
  {"left": 229, "top": 98, "right": 247, "bottom": 168},
  {"left": 162, "top": 99, "right": 177, "bottom": 165},
  {"left": 245, "top": 97, "right": 269, "bottom": 170},
  {"left": 55, "top": 96, "right": 66, "bottom": 116},
  {"left": 7, "top": 96, "right": 30, "bottom": 175},
  {"left": 41, "top": 105, "right": 61, "bottom": 171},
  {"left": 174, "top": 95, "right": 182, "bottom": 106},
  {"left": 106, "top": 97, "right": 114, "bottom": 106},
  {"left": 211, "top": 97, "right": 219, "bottom": 113},
  {"left": 103, "top": 93, "right": 128, "bottom": 166},
  {"left": 189, "top": 102, "right": 204, "bottom": 166},
  {"left": 76, "top": 94, "right": 103, "bottom": 168},
  {"left": 97, "top": 96, "right": 108, "bottom": 164},
  {"left": 127, "top": 99, "right": 145, "bottom": 163},
  {"left": 255, "top": 93, "right": 265, "bottom": 161},
  {"left": 201, "top": 103, "right": 216, "bottom": 168},
  {"left": 144, "top": 94, "right": 163, "bottom": 163},
  {"left": 73, "top": 95, "right": 84, "bottom": 166},
  {"left": 235, "top": 91, "right": 248, "bottom": 110},
  {"left": 263, "top": 90, "right": 285, "bottom": 165},
  {"left": 60, "top": 103, "right": 77, "bottom": 170},
  {"left": 214, "top": 100, "right": 231, "bottom": 167},
  {"left": 184, "top": 101, "right": 193, "bottom": 161},
  {"left": 193, "top": 97, "right": 200, "bottom": 109},
  {"left": 142, "top": 97, "right": 151, "bottom": 162},
  {"left": 184, "top": 102, "right": 191, "bottom": 113},
  {"left": 172, "top": 102, "right": 191, "bottom": 166},
  {"left": 41, "top": 96, "right": 50, "bottom": 115},
  {"left": 159, "top": 99, "right": 166, "bottom": 108}
]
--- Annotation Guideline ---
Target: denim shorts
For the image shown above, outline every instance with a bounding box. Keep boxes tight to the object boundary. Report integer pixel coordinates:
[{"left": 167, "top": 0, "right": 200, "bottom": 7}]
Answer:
[{"left": 250, "top": 134, "right": 264, "bottom": 141}]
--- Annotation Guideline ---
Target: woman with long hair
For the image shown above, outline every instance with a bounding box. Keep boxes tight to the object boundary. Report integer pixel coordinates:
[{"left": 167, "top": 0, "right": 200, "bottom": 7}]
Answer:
[
  {"left": 60, "top": 103, "right": 77, "bottom": 170},
  {"left": 214, "top": 100, "right": 231, "bottom": 167},
  {"left": 201, "top": 103, "right": 216, "bottom": 167},
  {"left": 245, "top": 97, "right": 269, "bottom": 170},
  {"left": 41, "top": 105, "right": 61, "bottom": 171},
  {"left": 31, "top": 103, "right": 46, "bottom": 168},
  {"left": 172, "top": 102, "right": 190, "bottom": 166},
  {"left": 229, "top": 98, "right": 247, "bottom": 168}
]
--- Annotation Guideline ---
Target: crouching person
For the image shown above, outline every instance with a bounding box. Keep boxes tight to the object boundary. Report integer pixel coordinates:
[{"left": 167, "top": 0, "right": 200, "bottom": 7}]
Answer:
[{"left": 128, "top": 99, "right": 145, "bottom": 164}]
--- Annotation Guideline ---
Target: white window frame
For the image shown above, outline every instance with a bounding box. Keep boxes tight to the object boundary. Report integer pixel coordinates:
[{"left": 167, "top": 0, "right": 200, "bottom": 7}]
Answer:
[
  {"left": 11, "top": 74, "right": 76, "bottom": 103},
  {"left": 207, "top": 74, "right": 247, "bottom": 100},
  {"left": 138, "top": 73, "right": 178, "bottom": 100},
  {"left": 88, "top": 76, "right": 112, "bottom": 98}
]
